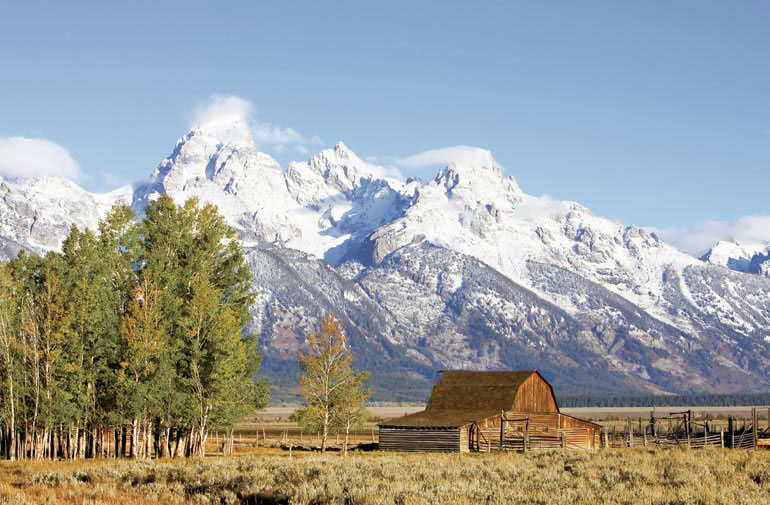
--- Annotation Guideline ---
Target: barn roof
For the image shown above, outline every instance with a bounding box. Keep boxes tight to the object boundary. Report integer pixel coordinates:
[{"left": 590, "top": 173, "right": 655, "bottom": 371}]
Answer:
[
  {"left": 380, "top": 370, "right": 558, "bottom": 428},
  {"left": 378, "top": 409, "right": 499, "bottom": 428}
]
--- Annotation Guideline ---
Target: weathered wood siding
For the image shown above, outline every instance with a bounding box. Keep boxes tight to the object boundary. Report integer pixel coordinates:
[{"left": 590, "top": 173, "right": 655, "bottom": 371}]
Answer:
[
  {"left": 379, "top": 427, "right": 461, "bottom": 452},
  {"left": 470, "top": 413, "right": 599, "bottom": 450},
  {"left": 558, "top": 413, "right": 599, "bottom": 448},
  {"left": 512, "top": 373, "right": 559, "bottom": 413},
  {"left": 459, "top": 425, "right": 470, "bottom": 453}
]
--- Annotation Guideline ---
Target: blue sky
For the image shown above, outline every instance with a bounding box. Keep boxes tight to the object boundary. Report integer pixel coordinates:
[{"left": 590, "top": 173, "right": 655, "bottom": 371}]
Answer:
[{"left": 1, "top": 1, "right": 768, "bottom": 253}]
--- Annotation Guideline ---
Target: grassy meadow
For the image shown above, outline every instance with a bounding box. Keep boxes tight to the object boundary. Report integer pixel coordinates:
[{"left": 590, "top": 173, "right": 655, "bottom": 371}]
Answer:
[{"left": 2, "top": 447, "right": 770, "bottom": 505}]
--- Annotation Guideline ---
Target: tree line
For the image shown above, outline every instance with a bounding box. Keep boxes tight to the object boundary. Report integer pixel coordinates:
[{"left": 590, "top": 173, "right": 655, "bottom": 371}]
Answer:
[{"left": 0, "top": 196, "right": 268, "bottom": 461}]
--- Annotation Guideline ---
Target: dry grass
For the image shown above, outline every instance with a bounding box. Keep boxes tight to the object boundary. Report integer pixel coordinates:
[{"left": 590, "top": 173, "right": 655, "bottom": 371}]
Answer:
[{"left": 2, "top": 448, "right": 769, "bottom": 504}]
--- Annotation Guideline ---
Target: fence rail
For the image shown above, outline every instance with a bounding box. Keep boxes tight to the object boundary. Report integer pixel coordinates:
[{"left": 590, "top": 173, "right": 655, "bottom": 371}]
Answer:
[{"left": 599, "top": 407, "right": 770, "bottom": 450}]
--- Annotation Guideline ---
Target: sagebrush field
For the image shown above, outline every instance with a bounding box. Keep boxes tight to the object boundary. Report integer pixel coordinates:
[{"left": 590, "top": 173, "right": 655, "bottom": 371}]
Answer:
[{"left": 2, "top": 448, "right": 769, "bottom": 505}]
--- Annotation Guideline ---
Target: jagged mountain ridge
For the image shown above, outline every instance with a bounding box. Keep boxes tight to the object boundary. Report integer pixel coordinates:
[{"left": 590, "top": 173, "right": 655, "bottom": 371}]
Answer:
[
  {"left": 702, "top": 240, "right": 770, "bottom": 278},
  {"left": 1, "top": 116, "right": 769, "bottom": 399}
]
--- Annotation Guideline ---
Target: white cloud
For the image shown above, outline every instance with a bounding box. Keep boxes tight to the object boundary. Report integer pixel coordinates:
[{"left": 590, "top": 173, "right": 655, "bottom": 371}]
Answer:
[
  {"left": 252, "top": 123, "right": 304, "bottom": 145},
  {"left": 369, "top": 162, "right": 406, "bottom": 182},
  {"left": 649, "top": 215, "right": 770, "bottom": 256},
  {"left": 0, "top": 137, "right": 82, "bottom": 180},
  {"left": 395, "top": 145, "right": 498, "bottom": 170},
  {"left": 363, "top": 145, "right": 499, "bottom": 182},
  {"left": 191, "top": 95, "right": 253, "bottom": 128},
  {"left": 294, "top": 145, "right": 309, "bottom": 155},
  {"left": 192, "top": 94, "right": 318, "bottom": 153},
  {"left": 513, "top": 194, "right": 566, "bottom": 222}
]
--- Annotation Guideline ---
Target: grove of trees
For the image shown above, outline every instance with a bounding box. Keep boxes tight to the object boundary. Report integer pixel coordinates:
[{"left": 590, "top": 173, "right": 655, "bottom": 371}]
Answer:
[{"left": 0, "top": 196, "right": 268, "bottom": 461}]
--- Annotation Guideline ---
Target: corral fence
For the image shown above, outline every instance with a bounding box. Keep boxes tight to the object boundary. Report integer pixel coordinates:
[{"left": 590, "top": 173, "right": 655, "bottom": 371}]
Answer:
[
  {"left": 602, "top": 407, "right": 770, "bottom": 450},
  {"left": 471, "top": 414, "right": 600, "bottom": 452}
]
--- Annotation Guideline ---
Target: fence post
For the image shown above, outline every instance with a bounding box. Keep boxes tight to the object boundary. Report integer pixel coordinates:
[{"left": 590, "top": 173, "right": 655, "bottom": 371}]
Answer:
[
  {"left": 500, "top": 411, "right": 505, "bottom": 451},
  {"left": 643, "top": 428, "right": 648, "bottom": 447},
  {"left": 720, "top": 430, "right": 724, "bottom": 448},
  {"left": 728, "top": 417, "right": 734, "bottom": 449},
  {"left": 524, "top": 417, "right": 529, "bottom": 453},
  {"left": 602, "top": 427, "right": 608, "bottom": 449},
  {"left": 753, "top": 407, "right": 758, "bottom": 449}
]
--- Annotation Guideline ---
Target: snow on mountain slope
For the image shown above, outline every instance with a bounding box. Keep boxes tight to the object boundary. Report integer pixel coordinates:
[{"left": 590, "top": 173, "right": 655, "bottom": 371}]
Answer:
[
  {"left": 132, "top": 116, "right": 307, "bottom": 248},
  {"left": 0, "top": 175, "right": 131, "bottom": 256},
  {"left": 749, "top": 248, "right": 770, "bottom": 277},
  {"left": 133, "top": 116, "right": 412, "bottom": 263},
  {"left": 701, "top": 240, "right": 767, "bottom": 273},
  {"left": 366, "top": 151, "right": 703, "bottom": 329},
  {"left": 285, "top": 142, "right": 414, "bottom": 264}
]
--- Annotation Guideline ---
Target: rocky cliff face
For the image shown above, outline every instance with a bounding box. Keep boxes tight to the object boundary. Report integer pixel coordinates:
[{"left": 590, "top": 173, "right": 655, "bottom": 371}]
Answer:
[{"left": 2, "top": 116, "right": 769, "bottom": 399}]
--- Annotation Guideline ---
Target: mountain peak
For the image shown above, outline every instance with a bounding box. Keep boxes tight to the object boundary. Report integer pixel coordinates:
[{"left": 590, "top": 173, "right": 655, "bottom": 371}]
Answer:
[
  {"left": 333, "top": 141, "right": 353, "bottom": 157},
  {"left": 298, "top": 141, "right": 383, "bottom": 192},
  {"left": 143, "top": 115, "right": 280, "bottom": 199},
  {"left": 433, "top": 149, "right": 521, "bottom": 197},
  {"left": 188, "top": 115, "right": 255, "bottom": 148},
  {"left": 318, "top": 141, "right": 364, "bottom": 166},
  {"left": 701, "top": 239, "right": 767, "bottom": 272}
]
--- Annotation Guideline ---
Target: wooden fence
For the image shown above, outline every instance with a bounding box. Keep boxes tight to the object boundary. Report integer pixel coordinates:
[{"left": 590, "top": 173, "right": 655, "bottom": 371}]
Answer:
[
  {"left": 601, "top": 407, "right": 770, "bottom": 450},
  {"left": 472, "top": 415, "right": 599, "bottom": 452}
]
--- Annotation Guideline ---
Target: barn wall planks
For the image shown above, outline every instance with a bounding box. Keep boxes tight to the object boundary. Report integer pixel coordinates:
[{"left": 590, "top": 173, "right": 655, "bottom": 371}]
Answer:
[
  {"left": 469, "top": 412, "right": 597, "bottom": 451},
  {"left": 512, "top": 373, "right": 559, "bottom": 413},
  {"left": 379, "top": 427, "right": 461, "bottom": 452}
]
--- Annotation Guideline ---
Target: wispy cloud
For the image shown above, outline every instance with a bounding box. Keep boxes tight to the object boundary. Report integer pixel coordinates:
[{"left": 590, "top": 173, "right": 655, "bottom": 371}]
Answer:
[
  {"left": 191, "top": 95, "right": 253, "bottom": 127},
  {"left": 394, "top": 145, "right": 498, "bottom": 170},
  {"left": 0, "top": 137, "right": 82, "bottom": 180},
  {"left": 513, "top": 194, "right": 566, "bottom": 221},
  {"left": 363, "top": 145, "right": 500, "bottom": 182},
  {"left": 649, "top": 215, "right": 770, "bottom": 256},
  {"left": 252, "top": 123, "right": 304, "bottom": 145},
  {"left": 192, "top": 94, "right": 318, "bottom": 154}
]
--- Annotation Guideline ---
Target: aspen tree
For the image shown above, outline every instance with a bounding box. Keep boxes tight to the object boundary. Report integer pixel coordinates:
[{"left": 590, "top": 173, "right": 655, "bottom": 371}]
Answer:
[{"left": 297, "top": 314, "right": 369, "bottom": 453}]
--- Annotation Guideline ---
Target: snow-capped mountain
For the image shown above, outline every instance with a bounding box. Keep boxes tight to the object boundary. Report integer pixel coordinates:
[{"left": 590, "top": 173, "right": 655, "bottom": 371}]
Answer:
[
  {"left": 701, "top": 240, "right": 766, "bottom": 272},
  {"left": 2, "top": 116, "right": 769, "bottom": 399},
  {"left": 702, "top": 240, "right": 770, "bottom": 278},
  {"left": 0, "top": 175, "right": 132, "bottom": 257}
]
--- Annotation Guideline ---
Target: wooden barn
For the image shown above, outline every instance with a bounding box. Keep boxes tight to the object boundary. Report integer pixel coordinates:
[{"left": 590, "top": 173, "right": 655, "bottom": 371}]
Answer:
[{"left": 379, "top": 370, "right": 601, "bottom": 452}]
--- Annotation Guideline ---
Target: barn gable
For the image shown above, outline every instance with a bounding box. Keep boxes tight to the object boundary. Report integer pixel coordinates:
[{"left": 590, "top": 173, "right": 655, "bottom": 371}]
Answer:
[{"left": 512, "top": 371, "right": 559, "bottom": 413}]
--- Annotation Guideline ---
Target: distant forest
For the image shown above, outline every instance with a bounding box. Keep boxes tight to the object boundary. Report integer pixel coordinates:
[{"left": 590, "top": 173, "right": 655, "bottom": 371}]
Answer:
[{"left": 558, "top": 393, "right": 770, "bottom": 408}]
